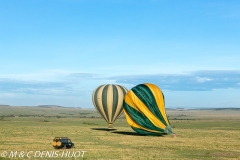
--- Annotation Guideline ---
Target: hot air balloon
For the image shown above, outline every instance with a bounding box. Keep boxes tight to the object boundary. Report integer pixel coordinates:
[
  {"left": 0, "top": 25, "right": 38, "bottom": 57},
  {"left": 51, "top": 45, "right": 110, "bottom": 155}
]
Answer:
[
  {"left": 92, "top": 84, "right": 128, "bottom": 129},
  {"left": 123, "top": 83, "right": 172, "bottom": 135}
]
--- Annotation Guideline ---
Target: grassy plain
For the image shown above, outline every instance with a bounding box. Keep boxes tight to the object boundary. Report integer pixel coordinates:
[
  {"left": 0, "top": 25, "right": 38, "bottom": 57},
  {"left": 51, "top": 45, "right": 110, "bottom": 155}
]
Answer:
[{"left": 0, "top": 106, "right": 240, "bottom": 160}]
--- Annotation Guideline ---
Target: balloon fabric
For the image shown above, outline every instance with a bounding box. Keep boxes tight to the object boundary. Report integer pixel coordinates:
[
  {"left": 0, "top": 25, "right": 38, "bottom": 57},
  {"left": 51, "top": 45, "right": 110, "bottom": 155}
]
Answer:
[{"left": 123, "top": 83, "right": 172, "bottom": 136}]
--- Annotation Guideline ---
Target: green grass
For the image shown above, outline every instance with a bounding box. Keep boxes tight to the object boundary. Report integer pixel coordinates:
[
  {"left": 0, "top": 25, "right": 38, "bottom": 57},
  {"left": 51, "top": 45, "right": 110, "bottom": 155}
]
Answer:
[{"left": 0, "top": 107, "right": 240, "bottom": 159}]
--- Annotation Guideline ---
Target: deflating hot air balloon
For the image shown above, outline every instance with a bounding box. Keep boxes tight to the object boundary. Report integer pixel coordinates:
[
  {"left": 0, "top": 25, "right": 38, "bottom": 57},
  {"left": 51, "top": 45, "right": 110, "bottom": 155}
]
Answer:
[
  {"left": 123, "top": 83, "right": 172, "bottom": 135},
  {"left": 92, "top": 84, "right": 128, "bottom": 129}
]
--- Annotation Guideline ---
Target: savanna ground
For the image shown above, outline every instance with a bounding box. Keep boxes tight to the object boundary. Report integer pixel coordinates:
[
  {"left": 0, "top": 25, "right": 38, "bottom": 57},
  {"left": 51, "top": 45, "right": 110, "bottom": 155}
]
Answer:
[{"left": 0, "top": 106, "right": 240, "bottom": 160}]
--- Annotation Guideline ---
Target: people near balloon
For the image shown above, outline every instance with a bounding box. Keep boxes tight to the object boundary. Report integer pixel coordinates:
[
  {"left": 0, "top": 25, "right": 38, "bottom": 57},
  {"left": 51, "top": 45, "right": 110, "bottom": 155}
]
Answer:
[
  {"left": 173, "top": 132, "right": 177, "bottom": 138},
  {"left": 123, "top": 83, "right": 173, "bottom": 136},
  {"left": 92, "top": 84, "right": 128, "bottom": 129}
]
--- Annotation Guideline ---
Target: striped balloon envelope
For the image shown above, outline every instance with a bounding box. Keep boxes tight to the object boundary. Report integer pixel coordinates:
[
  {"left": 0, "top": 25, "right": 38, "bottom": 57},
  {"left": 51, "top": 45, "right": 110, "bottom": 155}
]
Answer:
[
  {"left": 92, "top": 84, "right": 128, "bottom": 129},
  {"left": 123, "top": 83, "right": 172, "bottom": 135}
]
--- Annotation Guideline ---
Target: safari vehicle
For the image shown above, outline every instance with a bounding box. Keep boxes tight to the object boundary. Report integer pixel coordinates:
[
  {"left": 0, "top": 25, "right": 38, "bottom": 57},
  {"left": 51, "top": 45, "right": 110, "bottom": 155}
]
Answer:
[{"left": 52, "top": 137, "right": 74, "bottom": 149}]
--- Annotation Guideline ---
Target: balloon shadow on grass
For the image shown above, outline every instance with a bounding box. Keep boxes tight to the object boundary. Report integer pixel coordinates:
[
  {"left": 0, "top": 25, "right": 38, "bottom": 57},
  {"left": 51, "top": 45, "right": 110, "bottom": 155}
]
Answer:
[
  {"left": 111, "top": 131, "right": 145, "bottom": 136},
  {"left": 112, "top": 131, "right": 165, "bottom": 137},
  {"left": 91, "top": 128, "right": 164, "bottom": 136},
  {"left": 91, "top": 128, "right": 117, "bottom": 131},
  {"left": 91, "top": 128, "right": 141, "bottom": 136}
]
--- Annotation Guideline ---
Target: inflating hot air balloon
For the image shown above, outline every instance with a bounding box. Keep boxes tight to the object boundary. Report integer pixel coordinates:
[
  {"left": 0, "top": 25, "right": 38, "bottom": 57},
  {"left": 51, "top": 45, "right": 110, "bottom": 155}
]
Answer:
[
  {"left": 123, "top": 83, "right": 172, "bottom": 135},
  {"left": 92, "top": 84, "right": 128, "bottom": 129}
]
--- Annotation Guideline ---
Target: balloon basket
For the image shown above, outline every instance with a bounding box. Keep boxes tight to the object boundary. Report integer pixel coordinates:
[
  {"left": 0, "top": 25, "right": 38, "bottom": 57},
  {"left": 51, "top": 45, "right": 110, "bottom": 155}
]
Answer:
[{"left": 108, "top": 124, "right": 113, "bottom": 130}]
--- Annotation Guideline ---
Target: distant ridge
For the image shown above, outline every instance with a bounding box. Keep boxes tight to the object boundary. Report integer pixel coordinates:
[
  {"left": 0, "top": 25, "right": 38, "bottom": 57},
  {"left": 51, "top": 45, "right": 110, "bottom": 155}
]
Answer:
[
  {"left": 37, "top": 105, "right": 82, "bottom": 109},
  {"left": 203, "top": 108, "right": 240, "bottom": 110},
  {"left": 0, "top": 105, "right": 82, "bottom": 108},
  {"left": 37, "top": 105, "right": 64, "bottom": 108},
  {"left": 166, "top": 107, "right": 240, "bottom": 110}
]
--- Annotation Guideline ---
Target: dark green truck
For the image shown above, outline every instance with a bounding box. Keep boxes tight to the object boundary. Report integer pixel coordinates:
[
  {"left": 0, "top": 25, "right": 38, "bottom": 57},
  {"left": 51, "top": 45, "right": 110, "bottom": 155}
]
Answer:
[{"left": 52, "top": 137, "right": 75, "bottom": 149}]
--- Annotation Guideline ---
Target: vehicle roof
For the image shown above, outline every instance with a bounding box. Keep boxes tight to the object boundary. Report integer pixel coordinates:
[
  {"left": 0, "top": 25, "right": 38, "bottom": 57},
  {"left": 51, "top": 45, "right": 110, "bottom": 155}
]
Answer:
[{"left": 53, "top": 137, "right": 70, "bottom": 139}]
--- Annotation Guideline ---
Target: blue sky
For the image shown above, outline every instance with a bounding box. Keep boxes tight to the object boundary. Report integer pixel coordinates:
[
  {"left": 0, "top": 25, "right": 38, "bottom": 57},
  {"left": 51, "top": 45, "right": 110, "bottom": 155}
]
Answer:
[{"left": 0, "top": 0, "right": 240, "bottom": 108}]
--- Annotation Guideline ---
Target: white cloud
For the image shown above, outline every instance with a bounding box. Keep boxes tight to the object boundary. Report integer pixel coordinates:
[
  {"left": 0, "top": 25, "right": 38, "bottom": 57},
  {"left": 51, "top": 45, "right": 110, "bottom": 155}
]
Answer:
[
  {"left": 115, "top": 70, "right": 240, "bottom": 91},
  {"left": 196, "top": 77, "right": 212, "bottom": 83}
]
